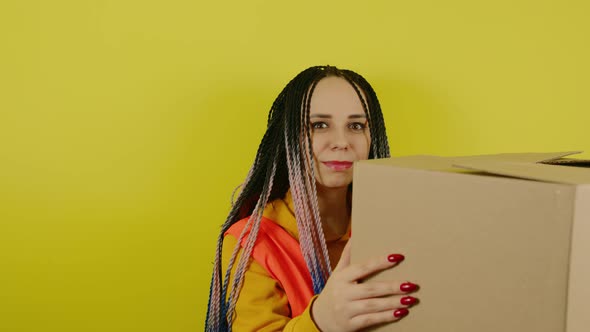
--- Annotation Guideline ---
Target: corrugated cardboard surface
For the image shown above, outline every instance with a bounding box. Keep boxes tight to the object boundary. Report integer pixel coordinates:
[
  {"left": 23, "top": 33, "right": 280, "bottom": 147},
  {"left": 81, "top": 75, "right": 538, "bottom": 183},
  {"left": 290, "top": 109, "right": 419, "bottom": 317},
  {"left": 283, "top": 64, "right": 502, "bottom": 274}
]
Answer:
[{"left": 351, "top": 154, "right": 588, "bottom": 332}]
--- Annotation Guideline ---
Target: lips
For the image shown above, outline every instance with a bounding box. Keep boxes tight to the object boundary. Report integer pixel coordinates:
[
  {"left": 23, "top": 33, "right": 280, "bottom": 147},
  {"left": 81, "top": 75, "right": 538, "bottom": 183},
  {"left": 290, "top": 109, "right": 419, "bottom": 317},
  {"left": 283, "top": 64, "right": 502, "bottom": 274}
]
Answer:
[{"left": 322, "top": 161, "right": 353, "bottom": 171}]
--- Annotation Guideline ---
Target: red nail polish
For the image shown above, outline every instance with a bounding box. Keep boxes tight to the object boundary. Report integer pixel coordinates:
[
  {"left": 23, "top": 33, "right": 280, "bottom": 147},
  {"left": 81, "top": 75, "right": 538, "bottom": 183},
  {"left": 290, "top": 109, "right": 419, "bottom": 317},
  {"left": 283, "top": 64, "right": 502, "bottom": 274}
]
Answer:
[
  {"left": 400, "top": 282, "right": 418, "bottom": 293},
  {"left": 387, "top": 254, "right": 405, "bottom": 263},
  {"left": 393, "top": 308, "right": 409, "bottom": 318},
  {"left": 400, "top": 296, "right": 418, "bottom": 306}
]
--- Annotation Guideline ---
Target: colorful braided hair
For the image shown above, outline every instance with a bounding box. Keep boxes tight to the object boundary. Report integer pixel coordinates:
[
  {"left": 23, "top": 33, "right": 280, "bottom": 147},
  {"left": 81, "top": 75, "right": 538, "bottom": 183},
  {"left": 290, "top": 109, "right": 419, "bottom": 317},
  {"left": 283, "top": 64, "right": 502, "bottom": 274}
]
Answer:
[{"left": 205, "top": 65, "right": 390, "bottom": 331}]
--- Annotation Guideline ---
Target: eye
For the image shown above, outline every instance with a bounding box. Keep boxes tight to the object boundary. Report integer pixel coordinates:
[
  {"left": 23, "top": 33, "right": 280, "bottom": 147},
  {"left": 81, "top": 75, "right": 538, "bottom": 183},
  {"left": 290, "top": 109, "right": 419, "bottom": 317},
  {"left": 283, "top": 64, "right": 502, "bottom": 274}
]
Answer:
[
  {"left": 349, "top": 122, "right": 367, "bottom": 131},
  {"left": 311, "top": 122, "right": 328, "bottom": 130}
]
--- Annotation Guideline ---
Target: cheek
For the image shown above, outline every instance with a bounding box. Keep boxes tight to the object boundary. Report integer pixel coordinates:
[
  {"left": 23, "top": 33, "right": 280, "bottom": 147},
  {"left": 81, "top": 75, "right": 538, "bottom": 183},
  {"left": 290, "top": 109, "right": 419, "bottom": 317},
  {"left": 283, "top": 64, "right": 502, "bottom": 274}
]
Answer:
[
  {"left": 365, "top": 137, "right": 372, "bottom": 157},
  {"left": 354, "top": 135, "right": 371, "bottom": 159},
  {"left": 311, "top": 135, "right": 326, "bottom": 157}
]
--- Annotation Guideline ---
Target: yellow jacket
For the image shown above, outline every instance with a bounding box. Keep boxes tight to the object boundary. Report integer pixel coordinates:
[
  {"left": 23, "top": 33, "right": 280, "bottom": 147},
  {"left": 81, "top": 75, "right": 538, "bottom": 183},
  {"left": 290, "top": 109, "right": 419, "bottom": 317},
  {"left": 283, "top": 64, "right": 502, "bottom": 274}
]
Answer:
[{"left": 222, "top": 192, "right": 350, "bottom": 331}]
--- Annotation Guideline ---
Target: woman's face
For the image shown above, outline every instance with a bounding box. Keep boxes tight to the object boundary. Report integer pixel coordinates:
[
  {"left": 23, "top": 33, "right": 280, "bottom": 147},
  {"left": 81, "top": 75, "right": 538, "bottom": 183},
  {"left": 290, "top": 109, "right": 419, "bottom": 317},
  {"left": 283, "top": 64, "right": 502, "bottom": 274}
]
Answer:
[{"left": 308, "top": 76, "right": 371, "bottom": 189}]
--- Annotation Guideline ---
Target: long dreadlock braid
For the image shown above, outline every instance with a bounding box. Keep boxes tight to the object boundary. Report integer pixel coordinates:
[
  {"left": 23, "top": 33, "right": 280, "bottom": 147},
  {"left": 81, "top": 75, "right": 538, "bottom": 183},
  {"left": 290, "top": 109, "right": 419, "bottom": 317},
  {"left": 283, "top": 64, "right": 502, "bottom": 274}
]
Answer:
[
  {"left": 284, "top": 74, "right": 330, "bottom": 293},
  {"left": 205, "top": 65, "right": 390, "bottom": 331},
  {"left": 341, "top": 70, "right": 390, "bottom": 158}
]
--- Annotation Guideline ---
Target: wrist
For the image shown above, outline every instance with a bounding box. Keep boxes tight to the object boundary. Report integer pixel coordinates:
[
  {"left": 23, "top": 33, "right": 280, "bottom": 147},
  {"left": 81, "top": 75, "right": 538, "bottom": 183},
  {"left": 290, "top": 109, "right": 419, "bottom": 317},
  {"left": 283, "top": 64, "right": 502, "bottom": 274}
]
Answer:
[{"left": 309, "top": 295, "right": 325, "bottom": 332}]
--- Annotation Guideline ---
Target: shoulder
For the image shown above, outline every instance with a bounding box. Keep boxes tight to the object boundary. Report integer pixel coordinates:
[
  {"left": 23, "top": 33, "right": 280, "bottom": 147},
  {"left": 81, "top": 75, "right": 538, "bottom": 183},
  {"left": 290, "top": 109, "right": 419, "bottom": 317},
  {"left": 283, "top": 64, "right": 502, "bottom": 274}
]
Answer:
[{"left": 221, "top": 229, "right": 270, "bottom": 278}]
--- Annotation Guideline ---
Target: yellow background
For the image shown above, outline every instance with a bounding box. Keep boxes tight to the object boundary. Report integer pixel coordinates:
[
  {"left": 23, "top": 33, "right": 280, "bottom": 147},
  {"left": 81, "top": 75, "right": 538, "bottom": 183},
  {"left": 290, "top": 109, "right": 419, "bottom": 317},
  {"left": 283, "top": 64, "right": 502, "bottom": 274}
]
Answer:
[{"left": 1, "top": 0, "right": 589, "bottom": 331}]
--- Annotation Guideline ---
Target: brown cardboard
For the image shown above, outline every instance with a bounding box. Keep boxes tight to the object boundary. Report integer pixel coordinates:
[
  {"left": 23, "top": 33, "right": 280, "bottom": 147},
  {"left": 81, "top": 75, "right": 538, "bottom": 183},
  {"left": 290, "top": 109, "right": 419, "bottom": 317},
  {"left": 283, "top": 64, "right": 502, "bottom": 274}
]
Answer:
[{"left": 351, "top": 152, "right": 590, "bottom": 332}]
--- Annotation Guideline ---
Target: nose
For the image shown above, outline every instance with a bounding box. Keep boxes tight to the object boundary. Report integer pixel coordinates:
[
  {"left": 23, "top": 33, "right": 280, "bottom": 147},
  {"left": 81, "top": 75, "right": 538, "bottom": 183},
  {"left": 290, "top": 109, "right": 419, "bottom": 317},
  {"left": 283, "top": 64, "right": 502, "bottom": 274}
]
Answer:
[{"left": 330, "top": 128, "right": 350, "bottom": 150}]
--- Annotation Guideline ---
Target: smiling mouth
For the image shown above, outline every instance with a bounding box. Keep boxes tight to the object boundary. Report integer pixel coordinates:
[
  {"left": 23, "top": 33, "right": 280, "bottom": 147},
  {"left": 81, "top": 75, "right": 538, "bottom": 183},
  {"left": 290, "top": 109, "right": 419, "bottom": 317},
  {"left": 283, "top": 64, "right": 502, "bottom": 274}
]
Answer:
[{"left": 322, "top": 161, "right": 353, "bottom": 171}]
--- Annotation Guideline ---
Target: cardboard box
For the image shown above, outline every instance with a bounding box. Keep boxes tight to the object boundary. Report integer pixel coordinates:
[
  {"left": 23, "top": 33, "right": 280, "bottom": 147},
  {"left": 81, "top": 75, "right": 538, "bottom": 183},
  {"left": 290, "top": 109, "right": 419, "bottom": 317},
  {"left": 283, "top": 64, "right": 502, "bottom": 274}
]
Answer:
[{"left": 351, "top": 152, "right": 590, "bottom": 332}]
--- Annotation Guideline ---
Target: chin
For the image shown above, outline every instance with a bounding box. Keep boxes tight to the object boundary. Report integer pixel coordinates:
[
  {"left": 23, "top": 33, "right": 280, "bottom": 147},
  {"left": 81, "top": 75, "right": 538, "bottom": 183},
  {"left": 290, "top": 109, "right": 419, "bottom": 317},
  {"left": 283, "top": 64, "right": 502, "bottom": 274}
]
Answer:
[{"left": 316, "top": 178, "right": 353, "bottom": 189}]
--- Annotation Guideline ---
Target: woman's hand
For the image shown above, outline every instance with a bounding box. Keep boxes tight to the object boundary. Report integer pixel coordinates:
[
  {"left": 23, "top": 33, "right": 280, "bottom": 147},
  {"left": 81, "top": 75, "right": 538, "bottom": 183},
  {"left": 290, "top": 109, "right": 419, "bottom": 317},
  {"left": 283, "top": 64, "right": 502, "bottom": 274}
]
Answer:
[{"left": 311, "top": 241, "right": 419, "bottom": 332}]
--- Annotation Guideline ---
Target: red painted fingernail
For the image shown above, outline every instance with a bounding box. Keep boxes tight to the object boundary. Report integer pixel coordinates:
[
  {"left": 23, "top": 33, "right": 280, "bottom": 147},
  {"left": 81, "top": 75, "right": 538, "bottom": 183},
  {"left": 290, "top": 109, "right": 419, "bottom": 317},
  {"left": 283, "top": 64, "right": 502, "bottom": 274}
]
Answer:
[
  {"left": 400, "top": 282, "right": 419, "bottom": 293},
  {"left": 387, "top": 254, "right": 405, "bottom": 263},
  {"left": 400, "top": 296, "right": 418, "bottom": 306},
  {"left": 393, "top": 308, "right": 409, "bottom": 318}
]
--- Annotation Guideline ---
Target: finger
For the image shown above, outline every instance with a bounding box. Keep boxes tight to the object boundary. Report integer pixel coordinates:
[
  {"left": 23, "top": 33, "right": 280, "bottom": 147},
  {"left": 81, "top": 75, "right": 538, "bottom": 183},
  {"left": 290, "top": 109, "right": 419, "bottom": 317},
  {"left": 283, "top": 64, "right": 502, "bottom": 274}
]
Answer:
[
  {"left": 349, "top": 307, "right": 410, "bottom": 330},
  {"left": 338, "top": 253, "right": 404, "bottom": 282},
  {"left": 349, "top": 281, "right": 420, "bottom": 300},
  {"left": 333, "top": 239, "right": 352, "bottom": 272},
  {"left": 348, "top": 295, "right": 420, "bottom": 317}
]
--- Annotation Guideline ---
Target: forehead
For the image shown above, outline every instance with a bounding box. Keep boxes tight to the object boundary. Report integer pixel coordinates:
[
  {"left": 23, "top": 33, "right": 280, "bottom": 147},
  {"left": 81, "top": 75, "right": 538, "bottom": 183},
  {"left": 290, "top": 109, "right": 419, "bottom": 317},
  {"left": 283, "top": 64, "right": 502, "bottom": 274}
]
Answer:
[{"left": 309, "top": 76, "right": 366, "bottom": 115}]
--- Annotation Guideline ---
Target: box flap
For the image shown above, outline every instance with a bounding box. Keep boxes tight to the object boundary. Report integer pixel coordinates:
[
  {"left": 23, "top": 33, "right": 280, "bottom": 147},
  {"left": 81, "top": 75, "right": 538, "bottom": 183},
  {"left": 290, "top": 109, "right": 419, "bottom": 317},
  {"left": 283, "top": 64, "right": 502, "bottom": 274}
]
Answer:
[
  {"left": 453, "top": 160, "right": 590, "bottom": 184},
  {"left": 542, "top": 157, "right": 590, "bottom": 167},
  {"left": 366, "top": 151, "right": 582, "bottom": 174},
  {"left": 452, "top": 151, "right": 581, "bottom": 163}
]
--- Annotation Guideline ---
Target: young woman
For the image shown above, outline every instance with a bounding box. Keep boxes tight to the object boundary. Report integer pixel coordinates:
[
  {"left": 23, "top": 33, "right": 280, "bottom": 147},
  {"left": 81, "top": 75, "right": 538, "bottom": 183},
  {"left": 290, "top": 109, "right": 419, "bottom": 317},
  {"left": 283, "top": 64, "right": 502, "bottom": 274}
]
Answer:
[{"left": 206, "top": 66, "right": 420, "bottom": 332}]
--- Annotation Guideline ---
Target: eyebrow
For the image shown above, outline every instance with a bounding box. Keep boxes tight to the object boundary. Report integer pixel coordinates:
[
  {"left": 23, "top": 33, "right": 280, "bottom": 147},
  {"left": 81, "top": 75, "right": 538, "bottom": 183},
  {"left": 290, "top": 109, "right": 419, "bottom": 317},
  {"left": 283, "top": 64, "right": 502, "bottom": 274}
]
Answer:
[{"left": 310, "top": 114, "right": 367, "bottom": 119}]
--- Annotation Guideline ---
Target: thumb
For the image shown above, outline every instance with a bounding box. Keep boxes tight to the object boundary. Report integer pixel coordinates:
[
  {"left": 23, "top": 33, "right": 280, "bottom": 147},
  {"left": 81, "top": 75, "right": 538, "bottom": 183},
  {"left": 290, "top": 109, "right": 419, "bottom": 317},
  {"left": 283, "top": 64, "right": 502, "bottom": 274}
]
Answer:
[{"left": 333, "top": 239, "right": 352, "bottom": 272}]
